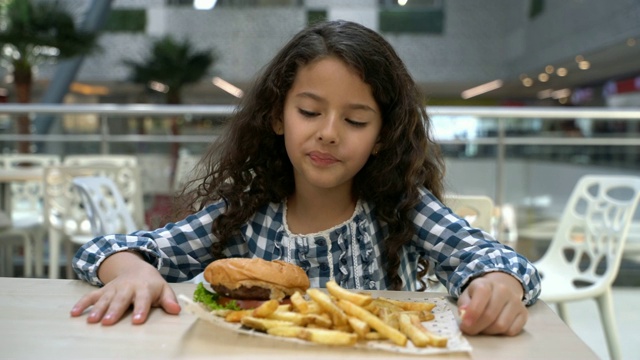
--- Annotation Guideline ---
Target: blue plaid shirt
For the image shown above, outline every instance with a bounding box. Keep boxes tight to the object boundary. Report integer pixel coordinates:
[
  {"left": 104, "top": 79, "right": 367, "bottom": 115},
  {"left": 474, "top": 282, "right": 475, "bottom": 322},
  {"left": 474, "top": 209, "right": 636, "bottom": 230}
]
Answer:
[{"left": 73, "top": 187, "right": 541, "bottom": 305}]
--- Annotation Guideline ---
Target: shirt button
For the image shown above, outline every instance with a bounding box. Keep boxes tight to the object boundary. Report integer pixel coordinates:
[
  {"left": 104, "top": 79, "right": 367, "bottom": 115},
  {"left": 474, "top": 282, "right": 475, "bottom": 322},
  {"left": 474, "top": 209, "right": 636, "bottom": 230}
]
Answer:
[
  {"left": 320, "top": 263, "right": 329, "bottom": 271},
  {"left": 315, "top": 239, "right": 326, "bottom": 247}
]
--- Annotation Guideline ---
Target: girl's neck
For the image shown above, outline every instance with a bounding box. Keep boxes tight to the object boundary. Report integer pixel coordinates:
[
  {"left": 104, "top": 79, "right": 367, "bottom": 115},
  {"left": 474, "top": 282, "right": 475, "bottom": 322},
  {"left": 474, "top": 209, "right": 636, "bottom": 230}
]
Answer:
[{"left": 286, "top": 188, "right": 356, "bottom": 234}]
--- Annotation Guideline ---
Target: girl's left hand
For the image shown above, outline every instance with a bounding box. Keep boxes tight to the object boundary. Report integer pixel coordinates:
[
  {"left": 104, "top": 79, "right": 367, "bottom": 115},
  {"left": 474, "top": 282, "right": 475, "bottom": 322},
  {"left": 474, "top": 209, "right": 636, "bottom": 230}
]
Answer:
[{"left": 456, "top": 271, "right": 528, "bottom": 336}]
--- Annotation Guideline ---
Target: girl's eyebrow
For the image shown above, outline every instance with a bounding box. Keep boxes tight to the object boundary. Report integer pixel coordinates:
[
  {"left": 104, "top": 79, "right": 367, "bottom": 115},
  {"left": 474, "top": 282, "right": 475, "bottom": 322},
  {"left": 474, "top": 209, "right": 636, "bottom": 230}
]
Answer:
[{"left": 295, "top": 91, "right": 378, "bottom": 114}]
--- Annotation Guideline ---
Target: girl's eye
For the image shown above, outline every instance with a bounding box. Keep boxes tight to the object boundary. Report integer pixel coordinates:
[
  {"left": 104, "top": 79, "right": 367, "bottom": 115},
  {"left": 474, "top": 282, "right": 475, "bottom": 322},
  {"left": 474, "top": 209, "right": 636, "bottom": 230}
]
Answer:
[
  {"left": 346, "top": 119, "right": 367, "bottom": 128},
  {"left": 298, "top": 109, "right": 318, "bottom": 117}
]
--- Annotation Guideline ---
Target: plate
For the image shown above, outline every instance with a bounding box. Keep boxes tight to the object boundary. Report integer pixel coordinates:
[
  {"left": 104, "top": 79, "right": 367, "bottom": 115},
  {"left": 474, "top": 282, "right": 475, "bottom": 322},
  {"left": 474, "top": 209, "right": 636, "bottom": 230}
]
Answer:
[{"left": 178, "top": 293, "right": 472, "bottom": 355}]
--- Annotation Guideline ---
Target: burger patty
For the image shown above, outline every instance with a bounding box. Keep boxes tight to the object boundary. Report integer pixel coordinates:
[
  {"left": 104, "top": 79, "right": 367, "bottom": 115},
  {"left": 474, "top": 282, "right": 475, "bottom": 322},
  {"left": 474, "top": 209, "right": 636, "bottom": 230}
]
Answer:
[{"left": 211, "top": 284, "right": 271, "bottom": 300}]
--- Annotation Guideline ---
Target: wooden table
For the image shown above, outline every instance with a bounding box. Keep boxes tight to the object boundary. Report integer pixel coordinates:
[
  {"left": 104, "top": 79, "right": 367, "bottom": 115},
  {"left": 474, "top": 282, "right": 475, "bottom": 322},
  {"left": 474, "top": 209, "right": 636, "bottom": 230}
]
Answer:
[{"left": 0, "top": 278, "right": 598, "bottom": 359}]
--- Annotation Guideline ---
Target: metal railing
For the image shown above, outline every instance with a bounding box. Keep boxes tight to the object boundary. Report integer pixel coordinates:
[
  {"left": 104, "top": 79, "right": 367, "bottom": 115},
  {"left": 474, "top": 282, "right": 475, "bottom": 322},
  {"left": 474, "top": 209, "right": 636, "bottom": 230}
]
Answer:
[{"left": 2, "top": 104, "right": 640, "bottom": 211}]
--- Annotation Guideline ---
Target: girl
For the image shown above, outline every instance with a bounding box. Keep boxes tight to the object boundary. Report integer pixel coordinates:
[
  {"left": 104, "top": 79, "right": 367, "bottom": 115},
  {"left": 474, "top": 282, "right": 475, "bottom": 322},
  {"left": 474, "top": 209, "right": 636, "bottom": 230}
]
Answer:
[{"left": 71, "top": 20, "right": 540, "bottom": 336}]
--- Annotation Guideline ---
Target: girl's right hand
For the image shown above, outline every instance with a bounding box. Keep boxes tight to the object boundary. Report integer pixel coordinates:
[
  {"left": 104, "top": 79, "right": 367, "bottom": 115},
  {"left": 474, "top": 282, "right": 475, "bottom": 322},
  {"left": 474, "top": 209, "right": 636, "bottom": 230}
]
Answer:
[{"left": 69, "top": 251, "right": 181, "bottom": 325}]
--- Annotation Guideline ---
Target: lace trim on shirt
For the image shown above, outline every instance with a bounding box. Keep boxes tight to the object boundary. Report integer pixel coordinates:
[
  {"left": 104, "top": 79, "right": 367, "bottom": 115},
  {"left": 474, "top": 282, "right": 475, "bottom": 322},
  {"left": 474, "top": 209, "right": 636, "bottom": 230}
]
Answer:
[
  {"left": 356, "top": 217, "right": 376, "bottom": 290},
  {"left": 335, "top": 228, "right": 350, "bottom": 287},
  {"left": 281, "top": 198, "right": 361, "bottom": 236},
  {"left": 273, "top": 224, "right": 285, "bottom": 260}
]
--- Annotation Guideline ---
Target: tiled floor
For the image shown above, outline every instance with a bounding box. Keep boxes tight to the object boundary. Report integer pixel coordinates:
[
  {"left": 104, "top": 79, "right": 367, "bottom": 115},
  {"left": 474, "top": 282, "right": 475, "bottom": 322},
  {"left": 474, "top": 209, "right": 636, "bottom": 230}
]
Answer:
[{"left": 550, "top": 286, "right": 639, "bottom": 360}]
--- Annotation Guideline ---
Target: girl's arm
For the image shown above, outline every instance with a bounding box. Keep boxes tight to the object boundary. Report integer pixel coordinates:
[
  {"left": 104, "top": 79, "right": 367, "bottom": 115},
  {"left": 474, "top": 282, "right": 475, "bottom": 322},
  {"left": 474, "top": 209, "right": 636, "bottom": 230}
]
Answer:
[
  {"left": 70, "top": 250, "right": 181, "bottom": 325},
  {"left": 72, "top": 201, "right": 228, "bottom": 286},
  {"left": 412, "top": 188, "right": 541, "bottom": 305},
  {"left": 411, "top": 189, "right": 540, "bottom": 336}
]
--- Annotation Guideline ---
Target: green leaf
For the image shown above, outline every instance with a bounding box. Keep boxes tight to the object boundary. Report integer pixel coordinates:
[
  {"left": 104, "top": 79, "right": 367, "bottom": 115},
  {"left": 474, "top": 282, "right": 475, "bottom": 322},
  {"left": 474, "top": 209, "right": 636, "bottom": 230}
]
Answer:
[{"left": 193, "top": 282, "right": 240, "bottom": 311}]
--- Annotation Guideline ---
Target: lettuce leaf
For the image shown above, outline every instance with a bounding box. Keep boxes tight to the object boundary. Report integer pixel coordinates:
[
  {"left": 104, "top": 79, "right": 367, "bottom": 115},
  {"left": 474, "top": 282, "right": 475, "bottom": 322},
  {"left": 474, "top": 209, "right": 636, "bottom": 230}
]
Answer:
[{"left": 192, "top": 283, "right": 240, "bottom": 311}]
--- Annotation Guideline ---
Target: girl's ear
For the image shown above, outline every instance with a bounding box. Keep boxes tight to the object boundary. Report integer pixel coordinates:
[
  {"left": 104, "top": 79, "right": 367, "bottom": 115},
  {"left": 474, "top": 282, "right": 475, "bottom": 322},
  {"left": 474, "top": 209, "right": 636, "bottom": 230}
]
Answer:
[
  {"left": 272, "top": 118, "right": 284, "bottom": 135},
  {"left": 372, "top": 142, "right": 381, "bottom": 156}
]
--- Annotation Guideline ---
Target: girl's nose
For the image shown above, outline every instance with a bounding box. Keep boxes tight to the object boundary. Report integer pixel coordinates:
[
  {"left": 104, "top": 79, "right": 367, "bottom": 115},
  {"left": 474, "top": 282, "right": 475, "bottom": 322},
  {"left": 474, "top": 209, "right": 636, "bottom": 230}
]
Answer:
[{"left": 317, "top": 115, "right": 338, "bottom": 144}]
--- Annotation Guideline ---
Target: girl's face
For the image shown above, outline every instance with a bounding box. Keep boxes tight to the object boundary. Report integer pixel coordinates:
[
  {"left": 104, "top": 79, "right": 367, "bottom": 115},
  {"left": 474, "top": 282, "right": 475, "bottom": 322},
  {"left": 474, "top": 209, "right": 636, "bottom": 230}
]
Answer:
[{"left": 276, "top": 56, "right": 382, "bottom": 194}]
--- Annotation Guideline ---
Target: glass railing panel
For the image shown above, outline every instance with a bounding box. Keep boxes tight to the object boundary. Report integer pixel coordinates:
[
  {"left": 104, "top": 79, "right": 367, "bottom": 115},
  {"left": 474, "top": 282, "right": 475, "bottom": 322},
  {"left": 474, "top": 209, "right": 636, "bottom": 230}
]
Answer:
[{"left": 1, "top": 104, "right": 638, "bottom": 256}]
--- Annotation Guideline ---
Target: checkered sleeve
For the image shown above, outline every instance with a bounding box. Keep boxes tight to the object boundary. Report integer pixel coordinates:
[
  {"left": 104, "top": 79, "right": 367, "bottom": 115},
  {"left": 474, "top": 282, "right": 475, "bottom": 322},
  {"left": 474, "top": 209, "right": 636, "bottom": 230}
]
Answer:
[
  {"left": 413, "top": 189, "right": 541, "bottom": 305},
  {"left": 72, "top": 201, "right": 226, "bottom": 286}
]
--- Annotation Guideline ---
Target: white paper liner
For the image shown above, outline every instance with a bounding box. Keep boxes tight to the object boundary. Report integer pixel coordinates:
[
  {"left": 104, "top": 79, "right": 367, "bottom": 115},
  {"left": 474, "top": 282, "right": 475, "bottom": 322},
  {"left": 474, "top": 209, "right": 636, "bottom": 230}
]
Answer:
[{"left": 178, "top": 294, "right": 472, "bottom": 356}]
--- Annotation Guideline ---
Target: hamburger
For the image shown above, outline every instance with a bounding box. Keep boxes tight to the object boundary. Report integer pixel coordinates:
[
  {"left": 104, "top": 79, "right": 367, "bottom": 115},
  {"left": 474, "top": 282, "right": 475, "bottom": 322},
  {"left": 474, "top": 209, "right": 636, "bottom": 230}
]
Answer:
[{"left": 194, "top": 258, "right": 310, "bottom": 310}]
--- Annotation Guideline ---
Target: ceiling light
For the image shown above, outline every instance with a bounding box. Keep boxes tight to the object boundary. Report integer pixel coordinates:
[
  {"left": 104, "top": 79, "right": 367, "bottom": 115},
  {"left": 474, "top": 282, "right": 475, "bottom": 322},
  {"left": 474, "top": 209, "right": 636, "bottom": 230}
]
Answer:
[
  {"left": 551, "top": 88, "right": 571, "bottom": 99},
  {"left": 194, "top": 0, "right": 217, "bottom": 10},
  {"left": 627, "top": 38, "right": 637, "bottom": 47},
  {"left": 397, "top": 0, "right": 408, "bottom": 5},
  {"left": 70, "top": 82, "right": 109, "bottom": 96},
  {"left": 212, "top": 77, "right": 244, "bottom": 98},
  {"left": 575, "top": 55, "right": 584, "bottom": 62},
  {"left": 538, "top": 73, "right": 549, "bottom": 82},
  {"left": 578, "top": 60, "right": 590, "bottom": 70},
  {"left": 460, "top": 79, "right": 503, "bottom": 99},
  {"left": 522, "top": 78, "right": 533, "bottom": 87},
  {"left": 556, "top": 67, "right": 568, "bottom": 77},
  {"left": 148, "top": 81, "right": 169, "bottom": 93},
  {"left": 537, "top": 89, "right": 553, "bottom": 99},
  {"left": 545, "top": 65, "right": 555, "bottom": 74}
]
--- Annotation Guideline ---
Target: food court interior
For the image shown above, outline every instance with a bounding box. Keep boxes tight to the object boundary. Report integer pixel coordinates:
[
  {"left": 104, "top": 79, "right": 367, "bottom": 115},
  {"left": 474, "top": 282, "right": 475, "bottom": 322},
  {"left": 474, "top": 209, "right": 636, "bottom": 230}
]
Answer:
[{"left": 1, "top": 1, "right": 640, "bottom": 359}]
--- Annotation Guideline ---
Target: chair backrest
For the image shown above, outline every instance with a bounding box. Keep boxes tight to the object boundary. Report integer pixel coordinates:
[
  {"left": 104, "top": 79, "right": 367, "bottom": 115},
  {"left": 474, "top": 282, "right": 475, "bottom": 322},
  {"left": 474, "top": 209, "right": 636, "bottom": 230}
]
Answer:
[
  {"left": 63, "top": 155, "right": 138, "bottom": 168},
  {"left": 43, "top": 164, "right": 144, "bottom": 237},
  {"left": 0, "top": 154, "right": 61, "bottom": 221},
  {"left": 539, "top": 175, "right": 640, "bottom": 287},
  {"left": 72, "top": 176, "right": 138, "bottom": 235},
  {"left": 444, "top": 194, "right": 495, "bottom": 234},
  {"left": 174, "top": 152, "right": 201, "bottom": 192}
]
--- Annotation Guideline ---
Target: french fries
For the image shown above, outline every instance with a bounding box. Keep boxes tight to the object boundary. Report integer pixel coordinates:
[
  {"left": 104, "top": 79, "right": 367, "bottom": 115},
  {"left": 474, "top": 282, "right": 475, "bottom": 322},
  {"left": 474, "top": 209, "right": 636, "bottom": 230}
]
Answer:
[
  {"left": 210, "top": 281, "right": 448, "bottom": 349},
  {"left": 399, "top": 313, "right": 431, "bottom": 347},
  {"left": 326, "top": 280, "right": 373, "bottom": 307},
  {"left": 379, "top": 297, "right": 437, "bottom": 312},
  {"left": 252, "top": 299, "right": 279, "bottom": 318},
  {"left": 337, "top": 299, "right": 407, "bottom": 346},
  {"left": 306, "top": 288, "right": 349, "bottom": 326}
]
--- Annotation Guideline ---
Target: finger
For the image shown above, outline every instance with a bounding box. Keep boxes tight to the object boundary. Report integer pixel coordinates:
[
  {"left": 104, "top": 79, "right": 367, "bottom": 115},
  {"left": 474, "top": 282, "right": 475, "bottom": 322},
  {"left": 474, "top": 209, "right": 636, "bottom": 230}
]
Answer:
[
  {"left": 459, "top": 285, "right": 491, "bottom": 333},
  {"left": 488, "top": 305, "right": 527, "bottom": 336},
  {"left": 474, "top": 292, "right": 510, "bottom": 335},
  {"left": 131, "top": 289, "right": 153, "bottom": 325},
  {"left": 457, "top": 289, "right": 471, "bottom": 310},
  {"left": 86, "top": 291, "right": 115, "bottom": 324},
  {"left": 456, "top": 292, "right": 471, "bottom": 326},
  {"left": 479, "top": 297, "right": 525, "bottom": 335},
  {"left": 158, "top": 285, "right": 181, "bottom": 315},
  {"left": 506, "top": 311, "right": 528, "bottom": 336},
  {"left": 101, "top": 287, "right": 135, "bottom": 326},
  {"left": 70, "top": 291, "right": 102, "bottom": 317}
]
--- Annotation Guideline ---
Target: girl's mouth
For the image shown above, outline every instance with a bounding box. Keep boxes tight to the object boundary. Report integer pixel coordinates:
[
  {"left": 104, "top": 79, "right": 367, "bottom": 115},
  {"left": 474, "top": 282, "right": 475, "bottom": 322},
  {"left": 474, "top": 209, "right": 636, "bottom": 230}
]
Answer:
[{"left": 308, "top": 151, "right": 339, "bottom": 166}]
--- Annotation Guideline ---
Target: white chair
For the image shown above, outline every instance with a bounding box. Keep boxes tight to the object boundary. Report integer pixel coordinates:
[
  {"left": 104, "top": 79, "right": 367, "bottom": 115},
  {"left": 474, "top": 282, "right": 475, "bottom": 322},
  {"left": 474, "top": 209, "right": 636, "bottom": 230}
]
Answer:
[
  {"left": 533, "top": 175, "right": 640, "bottom": 360},
  {"left": 174, "top": 151, "right": 201, "bottom": 192},
  {"left": 0, "top": 154, "right": 60, "bottom": 277},
  {"left": 420, "top": 194, "right": 496, "bottom": 292},
  {"left": 444, "top": 194, "right": 495, "bottom": 234},
  {"left": 63, "top": 154, "right": 138, "bottom": 168},
  {"left": 72, "top": 176, "right": 138, "bottom": 236},
  {"left": 43, "top": 164, "right": 144, "bottom": 279},
  {"left": 0, "top": 211, "right": 32, "bottom": 277}
]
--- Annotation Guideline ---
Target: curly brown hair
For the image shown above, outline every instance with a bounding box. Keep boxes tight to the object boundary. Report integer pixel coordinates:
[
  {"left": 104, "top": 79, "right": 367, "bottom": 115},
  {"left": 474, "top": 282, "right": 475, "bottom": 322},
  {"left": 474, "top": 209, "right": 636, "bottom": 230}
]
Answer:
[{"left": 175, "top": 20, "right": 444, "bottom": 291}]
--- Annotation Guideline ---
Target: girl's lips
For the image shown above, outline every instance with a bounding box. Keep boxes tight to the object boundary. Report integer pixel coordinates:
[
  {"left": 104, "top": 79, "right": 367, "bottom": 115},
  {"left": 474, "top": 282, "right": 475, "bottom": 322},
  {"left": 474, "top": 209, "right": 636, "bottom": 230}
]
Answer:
[{"left": 308, "top": 151, "right": 338, "bottom": 166}]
